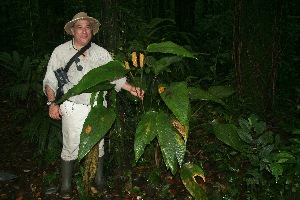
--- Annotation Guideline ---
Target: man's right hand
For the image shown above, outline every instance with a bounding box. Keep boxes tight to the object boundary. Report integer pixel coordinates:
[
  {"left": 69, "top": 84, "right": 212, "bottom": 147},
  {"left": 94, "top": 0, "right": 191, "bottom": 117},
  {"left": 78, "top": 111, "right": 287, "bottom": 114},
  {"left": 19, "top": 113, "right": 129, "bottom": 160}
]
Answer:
[{"left": 49, "top": 104, "right": 62, "bottom": 120}]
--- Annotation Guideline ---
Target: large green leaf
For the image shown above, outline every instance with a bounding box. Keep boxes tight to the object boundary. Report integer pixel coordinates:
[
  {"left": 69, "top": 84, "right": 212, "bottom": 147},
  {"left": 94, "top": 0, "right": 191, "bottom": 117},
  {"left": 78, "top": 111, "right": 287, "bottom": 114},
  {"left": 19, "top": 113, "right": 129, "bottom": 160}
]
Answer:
[
  {"left": 134, "top": 111, "right": 186, "bottom": 174},
  {"left": 78, "top": 105, "right": 116, "bottom": 161},
  {"left": 207, "top": 86, "right": 235, "bottom": 99},
  {"left": 149, "top": 18, "right": 176, "bottom": 28},
  {"left": 257, "top": 131, "right": 274, "bottom": 146},
  {"left": 269, "top": 163, "right": 283, "bottom": 183},
  {"left": 159, "top": 82, "right": 190, "bottom": 133},
  {"left": 12, "top": 51, "right": 21, "bottom": 69},
  {"left": 237, "top": 129, "right": 254, "bottom": 144},
  {"left": 0, "top": 51, "right": 24, "bottom": 78},
  {"left": 259, "top": 144, "right": 274, "bottom": 158},
  {"left": 146, "top": 41, "right": 195, "bottom": 58},
  {"left": 153, "top": 56, "right": 183, "bottom": 75},
  {"left": 157, "top": 112, "right": 186, "bottom": 174},
  {"left": 174, "top": 129, "right": 186, "bottom": 167},
  {"left": 212, "top": 120, "right": 247, "bottom": 152},
  {"left": 57, "top": 60, "right": 127, "bottom": 104},
  {"left": 188, "top": 87, "right": 225, "bottom": 105},
  {"left": 82, "top": 81, "right": 115, "bottom": 93},
  {"left": 274, "top": 151, "right": 296, "bottom": 163},
  {"left": 22, "top": 56, "right": 31, "bottom": 82},
  {"left": 134, "top": 111, "right": 160, "bottom": 162},
  {"left": 147, "top": 18, "right": 176, "bottom": 38},
  {"left": 0, "top": 52, "right": 12, "bottom": 67},
  {"left": 180, "top": 163, "right": 207, "bottom": 200},
  {"left": 248, "top": 114, "right": 266, "bottom": 135}
]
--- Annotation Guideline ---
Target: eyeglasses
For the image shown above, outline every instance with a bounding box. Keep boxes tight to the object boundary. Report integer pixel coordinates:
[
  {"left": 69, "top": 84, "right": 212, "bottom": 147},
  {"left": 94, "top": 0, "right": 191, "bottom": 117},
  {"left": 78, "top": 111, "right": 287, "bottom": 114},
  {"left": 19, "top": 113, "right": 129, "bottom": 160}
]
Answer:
[{"left": 74, "top": 57, "right": 83, "bottom": 71}]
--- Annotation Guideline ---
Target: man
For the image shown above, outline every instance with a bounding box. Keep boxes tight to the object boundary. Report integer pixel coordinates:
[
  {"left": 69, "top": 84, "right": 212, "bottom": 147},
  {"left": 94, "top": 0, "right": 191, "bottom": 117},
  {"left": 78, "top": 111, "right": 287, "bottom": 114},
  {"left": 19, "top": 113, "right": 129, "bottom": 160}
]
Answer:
[{"left": 43, "top": 12, "right": 144, "bottom": 199}]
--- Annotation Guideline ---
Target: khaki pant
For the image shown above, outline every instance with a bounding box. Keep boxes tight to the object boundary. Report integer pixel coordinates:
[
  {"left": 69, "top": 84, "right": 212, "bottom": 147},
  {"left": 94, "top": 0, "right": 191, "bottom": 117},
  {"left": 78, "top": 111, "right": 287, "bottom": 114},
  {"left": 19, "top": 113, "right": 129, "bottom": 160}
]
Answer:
[{"left": 60, "top": 100, "right": 104, "bottom": 161}]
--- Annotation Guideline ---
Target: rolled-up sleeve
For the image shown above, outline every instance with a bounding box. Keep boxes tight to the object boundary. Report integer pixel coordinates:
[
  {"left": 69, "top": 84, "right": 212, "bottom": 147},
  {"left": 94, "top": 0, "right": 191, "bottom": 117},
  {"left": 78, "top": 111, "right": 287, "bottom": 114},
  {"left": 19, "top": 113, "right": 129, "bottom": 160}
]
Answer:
[
  {"left": 111, "top": 77, "right": 126, "bottom": 92},
  {"left": 93, "top": 47, "right": 127, "bottom": 92}
]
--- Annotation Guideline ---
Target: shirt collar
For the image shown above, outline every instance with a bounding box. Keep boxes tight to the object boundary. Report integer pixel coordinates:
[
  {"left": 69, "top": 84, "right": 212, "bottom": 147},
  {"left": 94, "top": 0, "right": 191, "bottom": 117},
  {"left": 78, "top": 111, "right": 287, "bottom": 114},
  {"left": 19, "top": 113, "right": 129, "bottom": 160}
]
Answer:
[
  {"left": 67, "top": 39, "right": 93, "bottom": 52},
  {"left": 67, "top": 40, "right": 74, "bottom": 51}
]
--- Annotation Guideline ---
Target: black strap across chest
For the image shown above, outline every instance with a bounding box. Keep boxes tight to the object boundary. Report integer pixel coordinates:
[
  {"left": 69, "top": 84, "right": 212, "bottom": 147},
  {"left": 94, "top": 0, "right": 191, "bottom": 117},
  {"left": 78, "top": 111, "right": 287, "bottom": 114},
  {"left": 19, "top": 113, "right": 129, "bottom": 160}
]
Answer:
[{"left": 64, "top": 41, "right": 91, "bottom": 73}]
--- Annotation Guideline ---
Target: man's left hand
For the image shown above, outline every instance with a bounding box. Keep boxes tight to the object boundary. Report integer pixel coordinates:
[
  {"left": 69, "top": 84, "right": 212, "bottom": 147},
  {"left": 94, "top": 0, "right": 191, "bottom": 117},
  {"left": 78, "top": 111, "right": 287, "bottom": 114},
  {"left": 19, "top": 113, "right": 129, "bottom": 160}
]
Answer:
[{"left": 130, "top": 86, "right": 145, "bottom": 100}]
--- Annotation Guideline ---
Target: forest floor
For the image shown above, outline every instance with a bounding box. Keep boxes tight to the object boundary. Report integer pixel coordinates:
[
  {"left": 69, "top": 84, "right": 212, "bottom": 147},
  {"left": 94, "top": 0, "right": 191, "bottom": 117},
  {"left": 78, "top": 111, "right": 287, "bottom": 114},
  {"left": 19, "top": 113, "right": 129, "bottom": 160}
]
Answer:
[{"left": 0, "top": 71, "right": 192, "bottom": 200}]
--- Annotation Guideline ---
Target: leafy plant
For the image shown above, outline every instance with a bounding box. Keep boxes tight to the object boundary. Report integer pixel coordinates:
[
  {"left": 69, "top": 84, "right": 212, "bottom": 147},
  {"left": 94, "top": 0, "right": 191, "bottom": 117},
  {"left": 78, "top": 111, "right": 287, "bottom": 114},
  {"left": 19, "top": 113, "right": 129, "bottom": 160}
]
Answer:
[
  {"left": 211, "top": 114, "right": 299, "bottom": 198},
  {"left": 58, "top": 41, "right": 235, "bottom": 199},
  {"left": 0, "top": 51, "right": 45, "bottom": 104},
  {"left": 0, "top": 51, "right": 61, "bottom": 162}
]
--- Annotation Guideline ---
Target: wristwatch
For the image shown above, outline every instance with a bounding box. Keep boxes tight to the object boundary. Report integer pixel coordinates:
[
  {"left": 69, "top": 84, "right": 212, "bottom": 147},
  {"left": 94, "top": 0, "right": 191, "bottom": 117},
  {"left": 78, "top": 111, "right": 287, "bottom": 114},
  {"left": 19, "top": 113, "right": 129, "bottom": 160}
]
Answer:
[{"left": 46, "top": 100, "right": 56, "bottom": 106}]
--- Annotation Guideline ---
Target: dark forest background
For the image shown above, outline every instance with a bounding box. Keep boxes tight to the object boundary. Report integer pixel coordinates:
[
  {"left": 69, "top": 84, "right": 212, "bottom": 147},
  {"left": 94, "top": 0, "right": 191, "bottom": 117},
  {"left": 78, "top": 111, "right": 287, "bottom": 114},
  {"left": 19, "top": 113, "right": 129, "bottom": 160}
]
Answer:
[{"left": 0, "top": 0, "right": 300, "bottom": 199}]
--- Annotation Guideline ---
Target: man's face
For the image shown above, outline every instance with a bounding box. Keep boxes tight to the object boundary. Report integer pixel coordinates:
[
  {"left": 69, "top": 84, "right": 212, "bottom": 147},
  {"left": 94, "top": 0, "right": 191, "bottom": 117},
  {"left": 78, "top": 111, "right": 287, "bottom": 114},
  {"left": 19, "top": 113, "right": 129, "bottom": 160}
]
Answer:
[{"left": 72, "top": 19, "right": 92, "bottom": 48}]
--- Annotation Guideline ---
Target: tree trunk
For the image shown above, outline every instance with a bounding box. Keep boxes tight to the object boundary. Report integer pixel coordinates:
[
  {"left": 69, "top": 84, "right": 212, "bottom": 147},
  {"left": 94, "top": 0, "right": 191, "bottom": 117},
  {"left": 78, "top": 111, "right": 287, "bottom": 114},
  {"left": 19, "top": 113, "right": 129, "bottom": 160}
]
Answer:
[
  {"left": 175, "top": 0, "right": 195, "bottom": 31},
  {"left": 233, "top": 0, "right": 283, "bottom": 116},
  {"left": 99, "top": 0, "right": 119, "bottom": 52}
]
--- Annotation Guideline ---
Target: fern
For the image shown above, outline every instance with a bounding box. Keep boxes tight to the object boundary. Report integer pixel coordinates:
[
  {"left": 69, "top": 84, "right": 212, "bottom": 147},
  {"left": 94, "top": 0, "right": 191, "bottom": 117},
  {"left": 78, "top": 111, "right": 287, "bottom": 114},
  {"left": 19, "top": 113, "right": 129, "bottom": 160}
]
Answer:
[{"left": 22, "top": 110, "right": 62, "bottom": 162}]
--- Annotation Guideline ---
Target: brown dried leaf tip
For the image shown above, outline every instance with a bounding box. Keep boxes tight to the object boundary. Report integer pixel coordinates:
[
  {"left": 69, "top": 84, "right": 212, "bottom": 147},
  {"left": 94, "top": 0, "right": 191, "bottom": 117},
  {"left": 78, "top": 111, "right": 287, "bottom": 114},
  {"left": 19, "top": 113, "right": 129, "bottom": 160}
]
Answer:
[{"left": 171, "top": 119, "right": 187, "bottom": 141}]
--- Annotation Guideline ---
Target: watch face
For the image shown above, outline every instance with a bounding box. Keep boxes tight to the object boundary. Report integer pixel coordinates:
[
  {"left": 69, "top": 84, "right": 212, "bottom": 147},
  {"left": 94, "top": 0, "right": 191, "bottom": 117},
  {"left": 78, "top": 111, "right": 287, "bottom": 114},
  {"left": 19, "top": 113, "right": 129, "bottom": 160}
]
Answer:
[{"left": 47, "top": 101, "right": 53, "bottom": 106}]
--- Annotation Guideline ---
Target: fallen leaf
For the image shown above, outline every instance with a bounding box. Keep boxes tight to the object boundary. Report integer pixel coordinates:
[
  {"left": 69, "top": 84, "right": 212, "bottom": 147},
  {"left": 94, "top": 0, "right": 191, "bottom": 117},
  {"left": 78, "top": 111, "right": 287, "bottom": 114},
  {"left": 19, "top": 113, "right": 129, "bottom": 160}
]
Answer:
[
  {"left": 13, "top": 185, "right": 20, "bottom": 190},
  {"left": 16, "top": 192, "right": 23, "bottom": 200},
  {"left": 90, "top": 186, "right": 98, "bottom": 194},
  {"left": 36, "top": 191, "right": 41, "bottom": 197}
]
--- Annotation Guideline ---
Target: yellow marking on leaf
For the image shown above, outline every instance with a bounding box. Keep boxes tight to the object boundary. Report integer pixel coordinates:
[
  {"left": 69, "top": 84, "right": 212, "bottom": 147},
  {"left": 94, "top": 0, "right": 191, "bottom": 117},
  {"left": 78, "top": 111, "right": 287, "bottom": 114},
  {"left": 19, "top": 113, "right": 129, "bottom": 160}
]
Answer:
[
  {"left": 85, "top": 125, "right": 92, "bottom": 134},
  {"left": 171, "top": 119, "right": 187, "bottom": 141},
  {"left": 146, "top": 122, "right": 151, "bottom": 134},
  {"left": 158, "top": 86, "right": 165, "bottom": 94}
]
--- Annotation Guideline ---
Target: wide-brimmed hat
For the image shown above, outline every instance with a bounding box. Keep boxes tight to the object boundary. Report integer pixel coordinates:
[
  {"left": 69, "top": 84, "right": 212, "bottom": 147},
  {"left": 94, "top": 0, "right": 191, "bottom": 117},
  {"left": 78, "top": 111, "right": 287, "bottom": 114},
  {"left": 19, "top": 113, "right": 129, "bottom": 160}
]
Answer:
[{"left": 64, "top": 12, "right": 100, "bottom": 35}]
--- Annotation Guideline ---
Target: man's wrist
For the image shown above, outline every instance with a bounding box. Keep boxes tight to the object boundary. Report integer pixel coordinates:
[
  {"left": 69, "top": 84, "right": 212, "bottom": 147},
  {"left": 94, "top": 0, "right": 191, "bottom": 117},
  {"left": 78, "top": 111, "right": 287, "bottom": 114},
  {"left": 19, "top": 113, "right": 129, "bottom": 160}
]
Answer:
[{"left": 46, "top": 100, "right": 56, "bottom": 106}]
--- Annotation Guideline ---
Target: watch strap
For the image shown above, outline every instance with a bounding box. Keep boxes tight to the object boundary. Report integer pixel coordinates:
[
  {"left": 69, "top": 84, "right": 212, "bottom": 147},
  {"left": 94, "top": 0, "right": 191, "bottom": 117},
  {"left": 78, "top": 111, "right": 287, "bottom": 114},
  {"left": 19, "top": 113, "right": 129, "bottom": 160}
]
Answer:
[{"left": 47, "top": 100, "right": 56, "bottom": 106}]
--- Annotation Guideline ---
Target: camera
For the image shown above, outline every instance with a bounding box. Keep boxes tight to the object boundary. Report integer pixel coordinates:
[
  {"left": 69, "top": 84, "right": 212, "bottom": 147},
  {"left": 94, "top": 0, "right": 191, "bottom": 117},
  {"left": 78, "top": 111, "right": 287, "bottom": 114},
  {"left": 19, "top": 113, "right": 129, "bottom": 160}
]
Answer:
[{"left": 54, "top": 68, "right": 70, "bottom": 100}]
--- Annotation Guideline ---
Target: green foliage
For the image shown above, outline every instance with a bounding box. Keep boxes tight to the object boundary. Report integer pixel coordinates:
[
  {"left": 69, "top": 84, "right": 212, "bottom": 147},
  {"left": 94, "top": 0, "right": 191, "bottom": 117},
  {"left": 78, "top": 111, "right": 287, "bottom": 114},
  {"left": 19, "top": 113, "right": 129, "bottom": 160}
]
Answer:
[
  {"left": 146, "top": 41, "right": 195, "bottom": 58},
  {"left": 0, "top": 51, "right": 62, "bottom": 162},
  {"left": 212, "top": 114, "right": 300, "bottom": 198},
  {"left": 0, "top": 51, "right": 46, "bottom": 107},
  {"left": 3, "top": 1, "right": 299, "bottom": 199},
  {"left": 56, "top": 61, "right": 127, "bottom": 104},
  {"left": 0, "top": 51, "right": 35, "bottom": 101},
  {"left": 159, "top": 82, "right": 190, "bottom": 133},
  {"left": 135, "top": 110, "right": 186, "bottom": 174},
  {"left": 78, "top": 106, "right": 116, "bottom": 161},
  {"left": 189, "top": 86, "right": 235, "bottom": 106},
  {"left": 22, "top": 109, "right": 62, "bottom": 161},
  {"left": 212, "top": 121, "right": 246, "bottom": 152},
  {"left": 134, "top": 111, "right": 162, "bottom": 162},
  {"left": 62, "top": 40, "right": 235, "bottom": 198},
  {"left": 180, "top": 163, "right": 207, "bottom": 200}
]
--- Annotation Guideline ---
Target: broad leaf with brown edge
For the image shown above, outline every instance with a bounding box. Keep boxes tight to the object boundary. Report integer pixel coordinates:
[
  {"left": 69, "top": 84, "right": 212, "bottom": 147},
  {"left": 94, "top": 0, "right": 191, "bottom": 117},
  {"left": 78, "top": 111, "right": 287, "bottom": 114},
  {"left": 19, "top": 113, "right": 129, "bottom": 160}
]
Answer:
[{"left": 180, "top": 163, "right": 208, "bottom": 200}]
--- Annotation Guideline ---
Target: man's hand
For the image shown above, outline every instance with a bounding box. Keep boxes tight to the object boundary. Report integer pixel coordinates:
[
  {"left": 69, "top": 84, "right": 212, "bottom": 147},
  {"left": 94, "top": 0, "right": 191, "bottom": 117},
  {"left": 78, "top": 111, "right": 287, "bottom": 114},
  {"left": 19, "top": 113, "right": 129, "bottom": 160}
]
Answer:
[
  {"left": 45, "top": 85, "right": 62, "bottom": 120},
  {"left": 49, "top": 104, "right": 62, "bottom": 120},
  {"left": 122, "top": 82, "right": 145, "bottom": 100},
  {"left": 130, "top": 86, "right": 145, "bottom": 100}
]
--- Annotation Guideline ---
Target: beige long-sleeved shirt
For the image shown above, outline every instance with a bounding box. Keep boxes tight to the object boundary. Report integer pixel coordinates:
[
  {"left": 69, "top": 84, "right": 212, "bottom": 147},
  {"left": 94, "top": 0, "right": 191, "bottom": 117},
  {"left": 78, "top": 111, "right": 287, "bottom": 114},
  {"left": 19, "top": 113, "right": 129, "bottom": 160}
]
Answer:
[{"left": 43, "top": 40, "right": 126, "bottom": 105}]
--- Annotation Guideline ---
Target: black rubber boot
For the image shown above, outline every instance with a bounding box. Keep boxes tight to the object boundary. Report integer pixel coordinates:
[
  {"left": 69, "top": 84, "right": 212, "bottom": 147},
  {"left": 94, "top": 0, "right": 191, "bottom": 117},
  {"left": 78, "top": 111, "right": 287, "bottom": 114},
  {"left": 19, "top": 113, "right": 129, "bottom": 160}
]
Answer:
[
  {"left": 60, "top": 159, "right": 75, "bottom": 199},
  {"left": 94, "top": 156, "right": 106, "bottom": 190}
]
